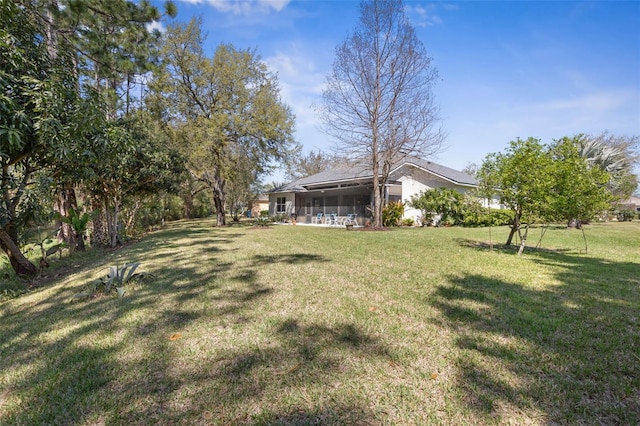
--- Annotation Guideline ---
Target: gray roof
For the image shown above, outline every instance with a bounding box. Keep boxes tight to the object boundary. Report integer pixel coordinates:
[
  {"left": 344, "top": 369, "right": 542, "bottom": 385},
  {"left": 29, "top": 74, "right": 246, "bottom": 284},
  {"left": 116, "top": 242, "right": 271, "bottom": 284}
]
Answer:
[{"left": 272, "top": 156, "right": 477, "bottom": 193}]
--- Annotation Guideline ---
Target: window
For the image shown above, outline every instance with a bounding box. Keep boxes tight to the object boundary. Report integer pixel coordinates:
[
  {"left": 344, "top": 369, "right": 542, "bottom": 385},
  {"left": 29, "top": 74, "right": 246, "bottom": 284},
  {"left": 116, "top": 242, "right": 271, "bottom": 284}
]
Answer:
[{"left": 276, "top": 197, "right": 286, "bottom": 213}]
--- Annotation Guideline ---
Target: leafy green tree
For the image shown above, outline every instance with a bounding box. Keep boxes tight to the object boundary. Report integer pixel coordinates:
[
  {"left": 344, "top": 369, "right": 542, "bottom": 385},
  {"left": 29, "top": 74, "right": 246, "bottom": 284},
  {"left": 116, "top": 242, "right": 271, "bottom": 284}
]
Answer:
[
  {"left": 550, "top": 136, "right": 611, "bottom": 229},
  {"left": 480, "top": 136, "right": 622, "bottom": 254},
  {"left": 21, "top": 0, "right": 177, "bottom": 248},
  {"left": 150, "top": 18, "right": 297, "bottom": 226},
  {"left": 320, "top": 0, "right": 443, "bottom": 228},
  {"left": 83, "top": 112, "right": 184, "bottom": 247},
  {"left": 479, "top": 138, "right": 554, "bottom": 254},
  {"left": 0, "top": 0, "right": 82, "bottom": 276}
]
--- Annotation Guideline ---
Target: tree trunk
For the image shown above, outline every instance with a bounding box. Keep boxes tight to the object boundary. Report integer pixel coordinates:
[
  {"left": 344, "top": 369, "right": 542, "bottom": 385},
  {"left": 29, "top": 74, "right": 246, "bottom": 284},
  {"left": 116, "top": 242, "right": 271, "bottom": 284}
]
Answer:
[
  {"left": 0, "top": 229, "right": 37, "bottom": 277},
  {"left": 90, "top": 196, "right": 109, "bottom": 248},
  {"left": 183, "top": 192, "right": 194, "bottom": 219},
  {"left": 209, "top": 169, "right": 227, "bottom": 227},
  {"left": 517, "top": 224, "right": 530, "bottom": 256},
  {"left": 371, "top": 148, "right": 382, "bottom": 228},
  {"left": 506, "top": 210, "right": 520, "bottom": 246},
  {"left": 55, "top": 185, "right": 78, "bottom": 249}
]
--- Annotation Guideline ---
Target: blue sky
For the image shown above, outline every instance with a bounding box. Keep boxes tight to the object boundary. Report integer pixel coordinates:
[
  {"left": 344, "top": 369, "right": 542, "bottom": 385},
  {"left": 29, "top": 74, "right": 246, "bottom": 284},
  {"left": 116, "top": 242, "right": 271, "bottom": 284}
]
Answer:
[{"left": 152, "top": 0, "right": 640, "bottom": 175}]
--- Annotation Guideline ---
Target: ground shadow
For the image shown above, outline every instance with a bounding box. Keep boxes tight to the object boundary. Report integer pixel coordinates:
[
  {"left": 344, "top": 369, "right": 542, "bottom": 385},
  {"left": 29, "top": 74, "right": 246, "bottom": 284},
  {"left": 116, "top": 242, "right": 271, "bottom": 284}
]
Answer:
[
  {"left": 0, "top": 222, "right": 343, "bottom": 424},
  {"left": 430, "top": 248, "right": 639, "bottom": 424}
]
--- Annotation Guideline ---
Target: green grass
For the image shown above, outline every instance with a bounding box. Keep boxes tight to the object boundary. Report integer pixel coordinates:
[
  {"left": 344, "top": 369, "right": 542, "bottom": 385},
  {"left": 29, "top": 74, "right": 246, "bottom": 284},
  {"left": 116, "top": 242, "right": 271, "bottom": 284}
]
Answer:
[{"left": 1, "top": 220, "right": 638, "bottom": 425}]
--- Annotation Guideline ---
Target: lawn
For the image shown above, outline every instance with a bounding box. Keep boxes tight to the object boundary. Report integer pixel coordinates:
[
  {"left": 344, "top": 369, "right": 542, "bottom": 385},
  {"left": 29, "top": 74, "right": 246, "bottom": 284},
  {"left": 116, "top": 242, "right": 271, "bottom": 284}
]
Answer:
[{"left": 1, "top": 220, "right": 638, "bottom": 425}]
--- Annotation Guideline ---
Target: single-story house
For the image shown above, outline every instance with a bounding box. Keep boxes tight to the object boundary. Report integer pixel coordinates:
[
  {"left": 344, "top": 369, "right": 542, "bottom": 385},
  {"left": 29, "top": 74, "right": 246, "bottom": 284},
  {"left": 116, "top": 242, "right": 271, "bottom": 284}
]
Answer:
[
  {"left": 248, "top": 194, "right": 269, "bottom": 217},
  {"left": 616, "top": 196, "right": 640, "bottom": 214},
  {"left": 268, "top": 156, "right": 482, "bottom": 225}
]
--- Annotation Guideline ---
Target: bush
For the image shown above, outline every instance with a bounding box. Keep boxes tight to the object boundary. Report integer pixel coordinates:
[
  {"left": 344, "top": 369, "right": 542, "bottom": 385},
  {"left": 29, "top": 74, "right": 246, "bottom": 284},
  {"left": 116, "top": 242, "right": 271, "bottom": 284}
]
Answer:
[
  {"left": 409, "top": 188, "right": 463, "bottom": 226},
  {"left": 401, "top": 218, "right": 415, "bottom": 227},
  {"left": 254, "top": 215, "right": 272, "bottom": 227},
  {"left": 617, "top": 209, "right": 635, "bottom": 222},
  {"left": 382, "top": 201, "right": 404, "bottom": 227},
  {"left": 462, "top": 206, "right": 514, "bottom": 227}
]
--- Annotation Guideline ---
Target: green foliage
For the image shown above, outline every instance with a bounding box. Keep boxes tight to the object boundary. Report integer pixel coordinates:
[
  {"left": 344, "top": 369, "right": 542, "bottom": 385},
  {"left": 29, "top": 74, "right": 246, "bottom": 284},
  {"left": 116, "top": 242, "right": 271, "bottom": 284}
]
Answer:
[
  {"left": 71, "top": 262, "right": 153, "bottom": 301},
  {"left": 479, "top": 138, "right": 556, "bottom": 248},
  {"left": 57, "top": 207, "right": 93, "bottom": 234},
  {"left": 254, "top": 215, "right": 272, "bottom": 227},
  {"left": 24, "top": 232, "right": 66, "bottom": 266},
  {"left": 480, "top": 135, "right": 622, "bottom": 252},
  {"left": 273, "top": 213, "right": 288, "bottom": 223},
  {"left": 0, "top": 0, "right": 81, "bottom": 275},
  {"left": 409, "top": 188, "right": 464, "bottom": 226},
  {"left": 461, "top": 205, "right": 515, "bottom": 227},
  {"left": 151, "top": 19, "right": 297, "bottom": 226},
  {"left": 617, "top": 209, "right": 635, "bottom": 222},
  {"left": 401, "top": 218, "right": 415, "bottom": 227},
  {"left": 550, "top": 136, "right": 612, "bottom": 225},
  {"left": 382, "top": 201, "right": 405, "bottom": 227}
]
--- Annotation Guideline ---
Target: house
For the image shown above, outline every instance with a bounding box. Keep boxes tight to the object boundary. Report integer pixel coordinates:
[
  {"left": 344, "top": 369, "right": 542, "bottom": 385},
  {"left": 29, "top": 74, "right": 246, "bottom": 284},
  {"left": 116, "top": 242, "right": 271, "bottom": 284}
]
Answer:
[
  {"left": 248, "top": 194, "right": 269, "bottom": 217},
  {"left": 268, "top": 156, "right": 479, "bottom": 224},
  {"left": 616, "top": 196, "right": 640, "bottom": 214}
]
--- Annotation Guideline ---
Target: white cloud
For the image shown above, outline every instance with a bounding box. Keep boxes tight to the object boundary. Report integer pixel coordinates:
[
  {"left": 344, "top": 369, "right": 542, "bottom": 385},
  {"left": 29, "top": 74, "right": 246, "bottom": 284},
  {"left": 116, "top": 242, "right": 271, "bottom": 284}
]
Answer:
[
  {"left": 177, "top": 0, "right": 290, "bottom": 15},
  {"left": 405, "top": 4, "right": 443, "bottom": 27},
  {"left": 531, "top": 89, "right": 637, "bottom": 117},
  {"left": 264, "top": 46, "right": 330, "bottom": 150},
  {"left": 146, "top": 20, "right": 166, "bottom": 33}
]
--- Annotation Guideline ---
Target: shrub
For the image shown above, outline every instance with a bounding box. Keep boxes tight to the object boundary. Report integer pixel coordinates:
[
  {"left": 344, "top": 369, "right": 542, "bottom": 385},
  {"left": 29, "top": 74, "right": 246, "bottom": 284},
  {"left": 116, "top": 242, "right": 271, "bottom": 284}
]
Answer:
[
  {"left": 462, "top": 206, "right": 514, "bottom": 227},
  {"left": 71, "top": 262, "right": 153, "bottom": 301},
  {"left": 617, "top": 209, "right": 635, "bottom": 222},
  {"left": 401, "top": 218, "right": 415, "bottom": 227},
  {"left": 254, "top": 215, "right": 272, "bottom": 227},
  {"left": 273, "top": 213, "right": 288, "bottom": 223},
  {"left": 382, "top": 201, "right": 404, "bottom": 227},
  {"left": 409, "top": 188, "right": 464, "bottom": 226}
]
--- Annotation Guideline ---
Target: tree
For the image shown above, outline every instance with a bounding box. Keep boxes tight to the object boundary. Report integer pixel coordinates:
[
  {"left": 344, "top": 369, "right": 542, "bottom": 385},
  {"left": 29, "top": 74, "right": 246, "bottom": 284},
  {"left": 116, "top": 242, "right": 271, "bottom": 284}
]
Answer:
[
  {"left": 577, "top": 132, "right": 639, "bottom": 200},
  {"left": 461, "top": 163, "right": 481, "bottom": 179},
  {"left": 1, "top": 0, "right": 82, "bottom": 276},
  {"left": 547, "top": 137, "right": 611, "bottom": 254},
  {"left": 22, "top": 0, "right": 176, "bottom": 248},
  {"left": 83, "top": 112, "right": 184, "bottom": 247},
  {"left": 320, "top": 0, "right": 442, "bottom": 228},
  {"left": 150, "top": 18, "right": 296, "bottom": 226},
  {"left": 550, "top": 136, "right": 611, "bottom": 229},
  {"left": 480, "top": 136, "right": 620, "bottom": 255},
  {"left": 286, "top": 150, "right": 335, "bottom": 180},
  {"left": 479, "top": 138, "right": 554, "bottom": 254}
]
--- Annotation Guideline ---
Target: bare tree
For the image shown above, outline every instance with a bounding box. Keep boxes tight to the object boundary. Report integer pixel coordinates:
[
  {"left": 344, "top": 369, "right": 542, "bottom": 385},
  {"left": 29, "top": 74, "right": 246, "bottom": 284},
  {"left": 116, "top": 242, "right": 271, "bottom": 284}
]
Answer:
[
  {"left": 286, "top": 150, "right": 340, "bottom": 180},
  {"left": 319, "top": 0, "right": 443, "bottom": 227}
]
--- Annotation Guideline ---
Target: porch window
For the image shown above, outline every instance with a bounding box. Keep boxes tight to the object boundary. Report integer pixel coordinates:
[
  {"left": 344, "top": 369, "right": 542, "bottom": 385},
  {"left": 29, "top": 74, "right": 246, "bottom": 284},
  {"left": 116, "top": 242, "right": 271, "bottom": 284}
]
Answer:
[{"left": 276, "top": 197, "right": 286, "bottom": 213}]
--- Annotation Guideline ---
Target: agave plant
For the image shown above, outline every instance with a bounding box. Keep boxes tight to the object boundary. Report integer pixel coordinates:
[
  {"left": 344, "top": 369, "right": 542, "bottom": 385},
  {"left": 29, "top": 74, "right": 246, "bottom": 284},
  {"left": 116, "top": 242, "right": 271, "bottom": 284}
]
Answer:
[{"left": 71, "top": 262, "right": 153, "bottom": 301}]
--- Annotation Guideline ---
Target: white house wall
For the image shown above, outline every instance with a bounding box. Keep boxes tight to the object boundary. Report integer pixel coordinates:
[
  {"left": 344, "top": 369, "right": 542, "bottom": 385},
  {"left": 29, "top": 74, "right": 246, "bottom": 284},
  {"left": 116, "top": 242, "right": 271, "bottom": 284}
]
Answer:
[{"left": 396, "top": 166, "right": 473, "bottom": 223}]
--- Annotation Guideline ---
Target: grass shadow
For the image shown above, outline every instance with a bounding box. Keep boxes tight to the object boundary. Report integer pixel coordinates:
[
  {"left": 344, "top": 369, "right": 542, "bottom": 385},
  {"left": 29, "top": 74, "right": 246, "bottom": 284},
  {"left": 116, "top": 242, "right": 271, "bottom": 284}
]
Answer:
[{"left": 431, "top": 249, "right": 639, "bottom": 424}]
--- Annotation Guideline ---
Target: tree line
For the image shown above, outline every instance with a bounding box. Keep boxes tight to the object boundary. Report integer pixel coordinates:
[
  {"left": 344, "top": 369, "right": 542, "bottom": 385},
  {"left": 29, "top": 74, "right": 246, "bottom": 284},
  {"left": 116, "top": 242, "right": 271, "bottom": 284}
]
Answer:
[
  {"left": 1, "top": 0, "right": 638, "bottom": 278},
  {"left": 1, "top": 0, "right": 297, "bottom": 277},
  {"left": 409, "top": 134, "right": 638, "bottom": 254}
]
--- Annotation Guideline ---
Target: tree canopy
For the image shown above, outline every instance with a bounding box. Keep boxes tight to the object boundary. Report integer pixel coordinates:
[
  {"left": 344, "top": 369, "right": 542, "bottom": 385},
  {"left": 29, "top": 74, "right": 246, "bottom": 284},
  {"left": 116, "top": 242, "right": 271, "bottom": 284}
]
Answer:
[
  {"left": 480, "top": 136, "right": 615, "bottom": 254},
  {"left": 150, "top": 18, "right": 297, "bottom": 226}
]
